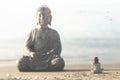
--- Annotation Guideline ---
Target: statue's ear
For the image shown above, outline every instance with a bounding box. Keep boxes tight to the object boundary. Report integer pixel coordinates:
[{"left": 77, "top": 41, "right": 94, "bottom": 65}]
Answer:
[{"left": 49, "top": 15, "right": 52, "bottom": 25}]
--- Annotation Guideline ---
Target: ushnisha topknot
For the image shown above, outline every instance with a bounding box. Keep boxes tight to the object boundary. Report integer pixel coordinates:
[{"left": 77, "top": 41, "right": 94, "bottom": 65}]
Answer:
[{"left": 37, "top": 5, "right": 51, "bottom": 15}]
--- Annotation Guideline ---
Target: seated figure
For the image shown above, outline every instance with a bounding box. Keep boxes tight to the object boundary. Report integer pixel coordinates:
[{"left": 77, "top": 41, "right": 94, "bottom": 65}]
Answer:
[
  {"left": 91, "top": 57, "right": 104, "bottom": 73},
  {"left": 17, "top": 5, "right": 65, "bottom": 71}
]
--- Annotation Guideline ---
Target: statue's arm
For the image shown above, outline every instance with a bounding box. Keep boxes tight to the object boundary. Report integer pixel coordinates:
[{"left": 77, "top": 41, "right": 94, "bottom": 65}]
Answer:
[
  {"left": 24, "top": 30, "right": 34, "bottom": 56},
  {"left": 53, "top": 31, "right": 62, "bottom": 56}
]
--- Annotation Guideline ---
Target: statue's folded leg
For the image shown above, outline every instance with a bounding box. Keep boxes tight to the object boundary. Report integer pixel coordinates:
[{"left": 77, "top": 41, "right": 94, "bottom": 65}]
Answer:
[
  {"left": 17, "top": 56, "right": 32, "bottom": 72},
  {"left": 48, "top": 57, "right": 65, "bottom": 71}
]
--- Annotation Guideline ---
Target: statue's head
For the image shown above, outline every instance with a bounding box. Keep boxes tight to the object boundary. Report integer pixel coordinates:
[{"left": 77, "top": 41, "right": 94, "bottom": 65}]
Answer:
[{"left": 36, "top": 5, "right": 52, "bottom": 27}]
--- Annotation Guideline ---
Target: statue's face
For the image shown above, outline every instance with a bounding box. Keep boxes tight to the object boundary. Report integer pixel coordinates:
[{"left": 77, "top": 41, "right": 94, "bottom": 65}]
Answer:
[{"left": 36, "top": 11, "right": 51, "bottom": 28}]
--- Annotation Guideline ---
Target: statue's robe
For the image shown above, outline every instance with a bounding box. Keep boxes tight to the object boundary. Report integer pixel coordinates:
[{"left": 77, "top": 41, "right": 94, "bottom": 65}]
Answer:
[{"left": 17, "top": 27, "right": 65, "bottom": 71}]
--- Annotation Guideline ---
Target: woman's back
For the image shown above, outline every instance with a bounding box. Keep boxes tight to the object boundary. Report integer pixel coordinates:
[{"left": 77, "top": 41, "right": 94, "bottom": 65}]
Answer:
[
  {"left": 92, "top": 63, "right": 102, "bottom": 73},
  {"left": 91, "top": 57, "right": 103, "bottom": 73}
]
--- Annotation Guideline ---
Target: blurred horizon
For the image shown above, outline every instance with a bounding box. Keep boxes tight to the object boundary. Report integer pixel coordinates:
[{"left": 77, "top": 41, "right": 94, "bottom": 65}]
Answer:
[{"left": 0, "top": 0, "right": 120, "bottom": 64}]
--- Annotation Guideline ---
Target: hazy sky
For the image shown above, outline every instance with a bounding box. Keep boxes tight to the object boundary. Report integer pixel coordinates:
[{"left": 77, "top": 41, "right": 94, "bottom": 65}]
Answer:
[
  {"left": 0, "top": 0, "right": 120, "bottom": 40},
  {"left": 0, "top": 0, "right": 120, "bottom": 52}
]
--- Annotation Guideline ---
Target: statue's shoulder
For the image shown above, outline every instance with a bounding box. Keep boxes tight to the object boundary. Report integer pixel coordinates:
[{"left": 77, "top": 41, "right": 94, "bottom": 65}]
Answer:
[
  {"left": 48, "top": 27, "right": 58, "bottom": 34},
  {"left": 29, "top": 28, "right": 38, "bottom": 33},
  {"left": 32, "top": 28, "right": 38, "bottom": 32}
]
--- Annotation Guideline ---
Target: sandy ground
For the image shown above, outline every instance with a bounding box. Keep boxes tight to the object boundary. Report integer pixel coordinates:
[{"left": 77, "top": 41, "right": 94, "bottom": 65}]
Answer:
[{"left": 0, "top": 64, "right": 120, "bottom": 80}]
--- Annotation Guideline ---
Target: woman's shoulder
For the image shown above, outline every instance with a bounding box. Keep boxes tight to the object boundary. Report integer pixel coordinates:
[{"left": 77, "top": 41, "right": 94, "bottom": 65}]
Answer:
[
  {"left": 92, "top": 62, "right": 100, "bottom": 65},
  {"left": 94, "top": 63, "right": 101, "bottom": 66}
]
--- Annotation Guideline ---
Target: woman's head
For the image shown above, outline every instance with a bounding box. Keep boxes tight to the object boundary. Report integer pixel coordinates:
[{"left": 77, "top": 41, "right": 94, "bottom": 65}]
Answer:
[
  {"left": 36, "top": 5, "right": 52, "bottom": 27},
  {"left": 94, "top": 57, "right": 99, "bottom": 63}
]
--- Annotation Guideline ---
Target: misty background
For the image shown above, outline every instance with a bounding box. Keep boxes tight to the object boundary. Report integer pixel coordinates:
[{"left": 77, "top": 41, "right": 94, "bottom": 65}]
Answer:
[{"left": 0, "top": 0, "right": 120, "bottom": 64}]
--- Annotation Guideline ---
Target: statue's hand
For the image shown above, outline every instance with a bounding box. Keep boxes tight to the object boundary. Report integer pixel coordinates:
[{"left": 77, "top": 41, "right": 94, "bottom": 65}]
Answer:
[
  {"left": 30, "top": 52, "right": 39, "bottom": 58},
  {"left": 30, "top": 52, "right": 35, "bottom": 58},
  {"left": 30, "top": 52, "right": 44, "bottom": 59},
  {"left": 47, "top": 50, "right": 58, "bottom": 59}
]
